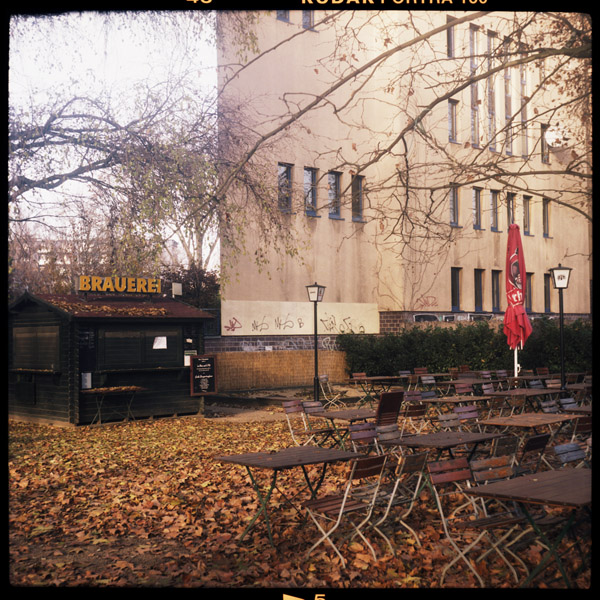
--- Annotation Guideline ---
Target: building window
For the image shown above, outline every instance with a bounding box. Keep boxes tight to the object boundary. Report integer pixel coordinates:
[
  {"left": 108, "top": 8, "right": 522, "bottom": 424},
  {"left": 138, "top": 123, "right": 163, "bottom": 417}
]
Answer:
[
  {"left": 276, "top": 10, "right": 290, "bottom": 22},
  {"left": 503, "top": 37, "right": 513, "bottom": 155},
  {"left": 278, "top": 163, "right": 293, "bottom": 212},
  {"left": 473, "top": 187, "right": 482, "bottom": 229},
  {"left": 491, "top": 270, "right": 501, "bottom": 312},
  {"left": 351, "top": 174, "right": 364, "bottom": 221},
  {"left": 506, "top": 192, "right": 515, "bottom": 225},
  {"left": 487, "top": 30, "right": 497, "bottom": 151},
  {"left": 304, "top": 167, "right": 318, "bottom": 215},
  {"left": 525, "top": 273, "right": 533, "bottom": 313},
  {"left": 541, "top": 124, "right": 550, "bottom": 163},
  {"left": 12, "top": 325, "right": 60, "bottom": 370},
  {"left": 447, "top": 16, "right": 456, "bottom": 58},
  {"left": 448, "top": 99, "right": 459, "bottom": 142},
  {"left": 474, "top": 269, "right": 484, "bottom": 312},
  {"left": 523, "top": 195, "right": 531, "bottom": 234},
  {"left": 544, "top": 273, "right": 552, "bottom": 313},
  {"left": 470, "top": 25, "right": 480, "bottom": 146},
  {"left": 99, "top": 328, "right": 182, "bottom": 369},
  {"left": 490, "top": 190, "right": 500, "bottom": 231},
  {"left": 543, "top": 198, "right": 550, "bottom": 237},
  {"left": 302, "top": 11, "right": 314, "bottom": 30},
  {"left": 449, "top": 185, "right": 459, "bottom": 226},
  {"left": 520, "top": 51, "right": 529, "bottom": 158},
  {"left": 451, "top": 267, "right": 461, "bottom": 312},
  {"left": 328, "top": 171, "right": 342, "bottom": 218}
]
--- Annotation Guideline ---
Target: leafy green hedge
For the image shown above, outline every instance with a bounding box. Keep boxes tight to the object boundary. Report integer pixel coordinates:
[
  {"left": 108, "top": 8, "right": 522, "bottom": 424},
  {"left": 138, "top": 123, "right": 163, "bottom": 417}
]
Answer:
[{"left": 337, "top": 319, "right": 592, "bottom": 376}]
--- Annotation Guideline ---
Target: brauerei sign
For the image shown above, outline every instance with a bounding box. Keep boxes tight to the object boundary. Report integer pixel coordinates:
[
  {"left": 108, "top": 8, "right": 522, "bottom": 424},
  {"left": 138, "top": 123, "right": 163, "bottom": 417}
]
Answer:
[{"left": 78, "top": 275, "right": 162, "bottom": 294}]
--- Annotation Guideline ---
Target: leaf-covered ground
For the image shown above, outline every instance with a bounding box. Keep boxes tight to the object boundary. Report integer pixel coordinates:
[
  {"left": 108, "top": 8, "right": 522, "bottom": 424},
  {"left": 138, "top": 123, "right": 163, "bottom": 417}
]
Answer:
[{"left": 9, "top": 417, "right": 590, "bottom": 588}]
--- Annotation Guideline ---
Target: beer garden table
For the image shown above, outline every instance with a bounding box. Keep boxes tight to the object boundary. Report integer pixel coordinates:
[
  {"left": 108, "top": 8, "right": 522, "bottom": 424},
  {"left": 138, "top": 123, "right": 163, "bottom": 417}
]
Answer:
[
  {"left": 462, "top": 468, "right": 591, "bottom": 588},
  {"left": 479, "top": 412, "right": 583, "bottom": 442},
  {"left": 81, "top": 385, "right": 147, "bottom": 425},
  {"left": 214, "top": 446, "right": 358, "bottom": 547},
  {"left": 485, "top": 388, "right": 562, "bottom": 413},
  {"left": 395, "top": 430, "right": 503, "bottom": 460},
  {"left": 416, "top": 394, "right": 493, "bottom": 417},
  {"left": 313, "top": 407, "right": 377, "bottom": 449},
  {"left": 348, "top": 375, "right": 406, "bottom": 407}
]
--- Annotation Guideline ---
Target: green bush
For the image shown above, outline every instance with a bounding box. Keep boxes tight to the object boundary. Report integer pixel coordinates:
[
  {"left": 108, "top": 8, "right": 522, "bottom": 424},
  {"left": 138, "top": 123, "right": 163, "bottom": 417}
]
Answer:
[{"left": 337, "top": 319, "right": 592, "bottom": 376}]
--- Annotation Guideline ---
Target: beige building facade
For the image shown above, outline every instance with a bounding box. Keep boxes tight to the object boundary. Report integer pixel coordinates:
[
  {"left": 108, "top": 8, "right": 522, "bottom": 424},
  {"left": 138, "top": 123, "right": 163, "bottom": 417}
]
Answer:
[{"left": 215, "top": 10, "right": 592, "bottom": 342}]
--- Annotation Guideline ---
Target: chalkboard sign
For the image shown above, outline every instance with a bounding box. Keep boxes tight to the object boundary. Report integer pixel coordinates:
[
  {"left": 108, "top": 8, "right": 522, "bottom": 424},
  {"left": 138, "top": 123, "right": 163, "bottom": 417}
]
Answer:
[{"left": 190, "top": 355, "right": 217, "bottom": 396}]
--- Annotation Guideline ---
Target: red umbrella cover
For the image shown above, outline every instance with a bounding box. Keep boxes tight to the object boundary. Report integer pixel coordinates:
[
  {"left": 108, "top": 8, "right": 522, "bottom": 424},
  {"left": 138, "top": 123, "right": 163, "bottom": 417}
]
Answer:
[{"left": 504, "top": 224, "right": 532, "bottom": 350}]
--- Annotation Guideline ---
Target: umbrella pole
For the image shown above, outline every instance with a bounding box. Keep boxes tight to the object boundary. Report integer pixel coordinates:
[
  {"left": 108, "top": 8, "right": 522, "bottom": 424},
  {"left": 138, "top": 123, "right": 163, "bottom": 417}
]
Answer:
[{"left": 514, "top": 347, "right": 520, "bottom": 377}]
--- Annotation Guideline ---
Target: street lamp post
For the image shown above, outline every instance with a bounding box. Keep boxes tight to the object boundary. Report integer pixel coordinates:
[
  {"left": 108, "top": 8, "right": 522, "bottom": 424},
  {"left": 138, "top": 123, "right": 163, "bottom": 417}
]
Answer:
[
  {"left": 549, "top": 264, "right": 572, "bottom": 390},
  {"left": 306, "top": 282, "right": 326, "bottom": 403}
]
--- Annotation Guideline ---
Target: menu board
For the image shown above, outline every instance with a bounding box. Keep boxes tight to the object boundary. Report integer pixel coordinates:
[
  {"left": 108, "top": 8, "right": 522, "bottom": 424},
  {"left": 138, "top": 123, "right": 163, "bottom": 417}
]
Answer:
[{"left": 190, "top": 355, "right": 217, "bottom": 396}]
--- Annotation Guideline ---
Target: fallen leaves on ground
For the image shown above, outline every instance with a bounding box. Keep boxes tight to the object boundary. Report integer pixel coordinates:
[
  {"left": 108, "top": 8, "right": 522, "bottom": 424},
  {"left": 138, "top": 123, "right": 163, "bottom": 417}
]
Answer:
[{"left": 8, "top": 418, "right": 590, "bottom": 588}]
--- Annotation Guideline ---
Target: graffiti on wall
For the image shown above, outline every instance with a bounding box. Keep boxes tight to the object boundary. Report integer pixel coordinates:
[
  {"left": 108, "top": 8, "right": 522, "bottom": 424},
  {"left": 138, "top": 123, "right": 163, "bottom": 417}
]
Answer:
[{"left": 221, "top": 300, "right": 379, "bottom": 336}]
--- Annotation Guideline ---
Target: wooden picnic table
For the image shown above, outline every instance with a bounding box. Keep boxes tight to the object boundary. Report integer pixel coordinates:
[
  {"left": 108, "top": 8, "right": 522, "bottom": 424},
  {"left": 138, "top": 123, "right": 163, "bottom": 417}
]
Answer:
[
  {"left": 314, "top": 407, "right": 376, "bottom": 422},
  {"left": 463, "top": 468, "right": 591, "bottom": 587},
  {"left": 313, "top": 407, "right": 376, "bottom": 449},
  {"left": 480, "top": 412, "right": 582, "bottom": 442},
  {"left": 485, "top": 388, "right": 561, "bottom": 413},
  {"left": 561, "top": 405, "right": 591, "bottom": 414},
  {"left": 348, "top": 375, "right": 405, "bottom": 407},
  {"left": 481, "top": 412, "right": 582, "bottom": 429},
  {"left": 214, "top": 445, "right": 358, "bottom": 547},
  {"left": 81, "top": 385, "right": 147, "bottom": 425},
  {"left": 394, "top": 430, "right": 503, "bottom": 460}
]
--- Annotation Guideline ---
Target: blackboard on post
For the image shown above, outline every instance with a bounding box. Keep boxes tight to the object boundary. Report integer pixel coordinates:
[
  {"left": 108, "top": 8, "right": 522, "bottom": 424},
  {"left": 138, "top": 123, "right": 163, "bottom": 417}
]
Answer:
[{"left": 190, "top": 355, "right": 217, "bottom": 396}]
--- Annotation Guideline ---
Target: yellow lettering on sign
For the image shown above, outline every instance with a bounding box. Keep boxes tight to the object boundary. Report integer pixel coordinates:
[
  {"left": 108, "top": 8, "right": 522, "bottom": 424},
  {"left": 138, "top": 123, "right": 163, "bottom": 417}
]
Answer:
[
  {"left": 79, "top": 276, "right": 91, "bottom": 291},
  {"left": 77, "top": 276, "right": 163, "bottom": 294}
]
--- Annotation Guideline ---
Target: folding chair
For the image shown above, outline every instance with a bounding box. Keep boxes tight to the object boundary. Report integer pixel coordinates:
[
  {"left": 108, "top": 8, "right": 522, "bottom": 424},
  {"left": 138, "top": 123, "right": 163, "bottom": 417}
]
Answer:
[
  {"left": 399, "top": 402, "right": 429, "bottom": 436},
  {"left": 406, "top": 373, "right": 420, "bottom": 391},
  {"left": 303, "top": 454, "right": 388, "bottom": 568},
  {"left": 348, "top": 422, "right": 379, "bottom": 454},
  {"left": 495, "top": 369, "right": 509, "bottom": 390},
  {"left": 431, "top": 412, "right": 461, "bottom": 432},
  {"left": 559, "top": 397, "right": 578, "bottom": 411},
  {"left": 513, "top": 433, "right": 551, "bottom": 476},
  {"left": 481, "top": 382, "right": 511, "bottom": 418},
  {"left": 368, "top": 451, "right": 430, "bottom": 550},
  {"left": 528, "top": 379, "right": 545, "bottom": 389},
  {"left": 491, "top": 434, "right": 520, "bottom": 465},
  {"left": 544, "top": 378, "right": 562, "bottom": 399},
  {"left": 375, "top": 423, "right": 407, "bottom": 457},
  {"left": 536, "top": 367, "right": 550, "bottom": 376},
  {"left": 282, "top": 399, "right": 338, "bottom": 447},
  {"left": 540, "top": 399, "right": 560, "bottom": 413},
  {"left": 420, "top": 374, "right": 437, "bottom": 392},
  {"left": 428, "top": 457, "right": 527, "bottom": 586},
  {"left": 375, "top": 390, "right": 403, "bottom": 426},
  {"left": 453, "top": 404, "right": 481, "bottom": 432},
  {"left": 452, "top": 382, "right": 475, "bottom": 396},
  {"left": 319, "top": 374, "right": 346, "bottom": 409},
  {"left": 570, "top": 415, "right": 592, "bottom": 444},
  {"left": 551, "top": 442, "right": 590, "bottom": 469}
]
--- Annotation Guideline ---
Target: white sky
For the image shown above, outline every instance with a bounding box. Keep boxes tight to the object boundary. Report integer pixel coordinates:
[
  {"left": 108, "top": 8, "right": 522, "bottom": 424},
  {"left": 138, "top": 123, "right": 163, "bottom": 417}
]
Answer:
[
  {"left": 9, "top": 11, "right": 220, "bottom": 270},
  {"left": 9, "top": 11, "right": 217, "bottom": 112}
]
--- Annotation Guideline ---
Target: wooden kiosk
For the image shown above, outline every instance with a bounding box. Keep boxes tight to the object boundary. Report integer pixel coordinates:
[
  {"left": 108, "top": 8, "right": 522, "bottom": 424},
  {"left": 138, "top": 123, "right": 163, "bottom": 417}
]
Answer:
[{"left": 8, "top": 276, "right": 214, "bottom": 426}]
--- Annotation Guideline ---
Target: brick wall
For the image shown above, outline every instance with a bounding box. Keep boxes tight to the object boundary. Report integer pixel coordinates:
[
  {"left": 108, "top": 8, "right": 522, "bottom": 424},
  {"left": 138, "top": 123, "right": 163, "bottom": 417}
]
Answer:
[{"left": 213, "top": 350, "right": 348, "bottom": 392}]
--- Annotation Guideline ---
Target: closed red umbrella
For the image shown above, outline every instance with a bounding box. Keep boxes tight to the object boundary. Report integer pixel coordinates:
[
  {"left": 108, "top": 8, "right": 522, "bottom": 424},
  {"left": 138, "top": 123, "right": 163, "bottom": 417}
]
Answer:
[{"left": 504, "top": 224, "right": 532, "bottom": 374}]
